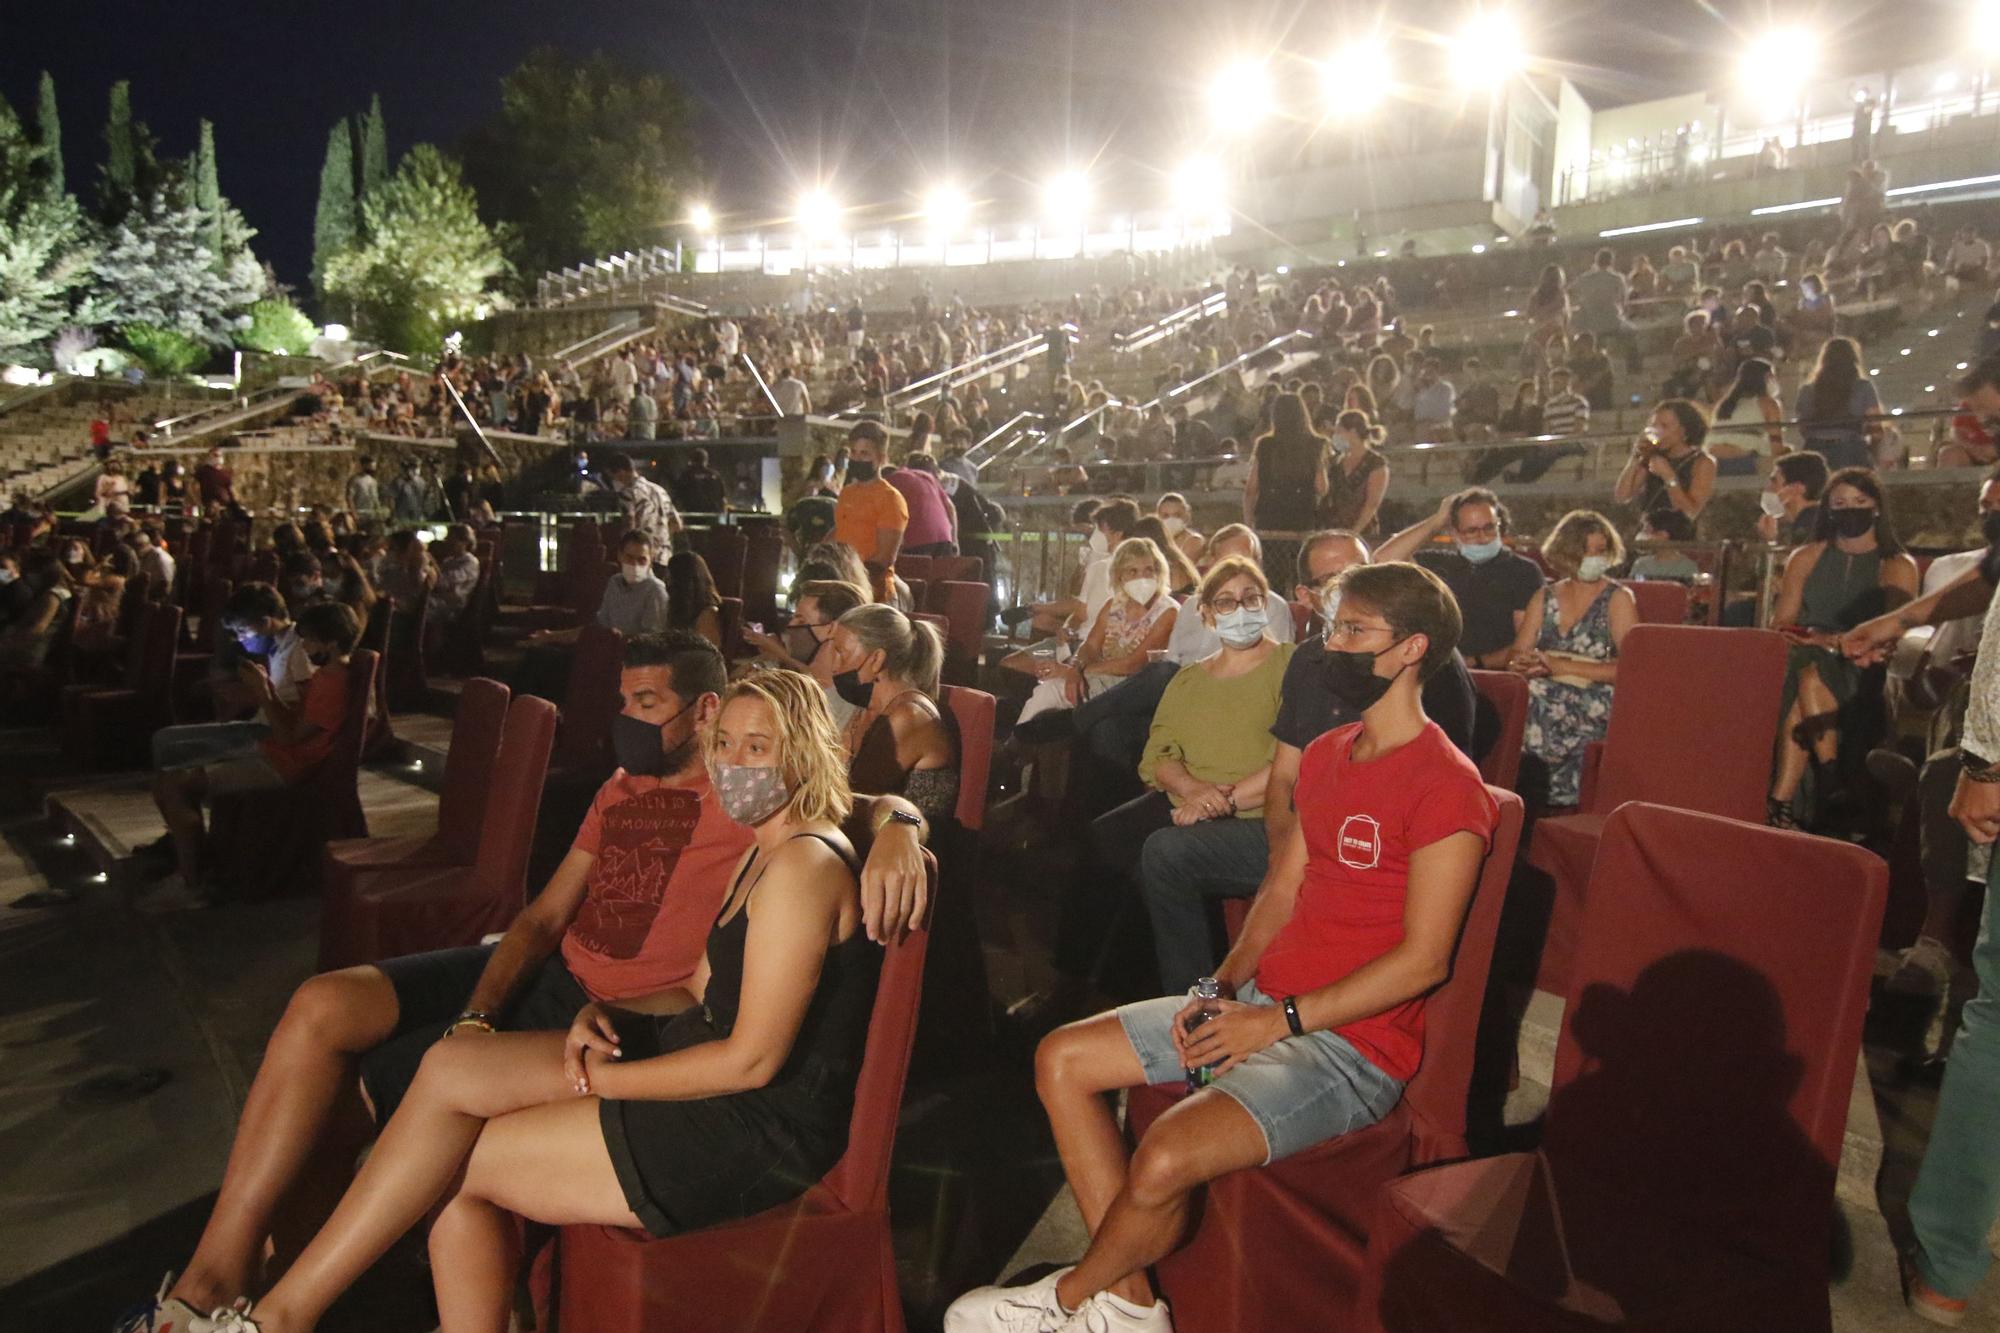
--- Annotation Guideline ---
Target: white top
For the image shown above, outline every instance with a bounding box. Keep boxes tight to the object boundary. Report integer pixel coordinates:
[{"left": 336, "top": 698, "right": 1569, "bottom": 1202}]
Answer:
[
  {"left": 1925, "top": 548, "right": 1986, "bottom": 671},
  {"left": 774, "top": 377, "right": 810, "bottom": 416},
  {"left": 267, "top": 626, "right": 316, "bottom": 707}
]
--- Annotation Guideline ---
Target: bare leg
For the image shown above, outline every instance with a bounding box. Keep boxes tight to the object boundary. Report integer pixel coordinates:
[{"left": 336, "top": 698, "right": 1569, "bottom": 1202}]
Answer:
[
  {"left": 429, "top": 1098, "right": 640, "bottom": 1333},
  {"left": 153, "top": 768, "right": 208, "bottom": 884},
  {"left": 171, "top": 968, "right": 400, "bottom": 1311},
  {"left": 248, "top": 1032, "right": 575, "bottom": 1333},
  {"left": 1771, "top": 695, "right": 1811, "bottom": 803},
  {"left": 1034, "top": 1013, "right": 1153, "bottom": 1307},
  {"left": 1055, "top": 1092, "right": 1269, "bottom": 1313},
  {"left": 1796, "top": 666, "right": 1842, "bottom": 765}
]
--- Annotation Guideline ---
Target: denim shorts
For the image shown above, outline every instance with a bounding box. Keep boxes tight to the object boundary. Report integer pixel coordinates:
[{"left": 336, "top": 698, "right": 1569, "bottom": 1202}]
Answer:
[
  {"left": 152, "top": 720, "right": 269, "bottom": 771},
  {"left": 1116, "top": 979, "right": 1405, "bottom": 1164}
]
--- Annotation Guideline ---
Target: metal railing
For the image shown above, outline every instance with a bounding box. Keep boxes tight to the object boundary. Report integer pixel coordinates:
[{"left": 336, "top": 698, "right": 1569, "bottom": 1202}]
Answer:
[
  {"left": 324, "top": 348, "right": 411, "bottom": 378},
  {"left": 436, "top": 370, "right": 502, "bottom": 468},
  {"left": 1133, "top": 330, "right": 1316, "bottom": 415},
  {"left": 1113, "top": 290, "right": 1228, "bottom": 355},
  {"left": 965, "top": 410, "right": 1042, "bottom": 472},
  {"left": 857, "top": 327, "right": 1076, "bottom": 421},
  {"left": 738, "top": 353, "right": 785, "bottom": 416},
  {"left": 552, "top": 317, "right": 643, "bottom": 366}
]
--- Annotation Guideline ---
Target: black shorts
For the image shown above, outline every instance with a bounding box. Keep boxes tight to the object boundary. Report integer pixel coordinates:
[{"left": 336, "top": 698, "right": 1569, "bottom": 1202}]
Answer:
[
  {"left": 358, "top": 946, "right": 591, "bottom": 1123},
  {"left": 597, "top": 1006, "right": 850, "bottom": 1238}
]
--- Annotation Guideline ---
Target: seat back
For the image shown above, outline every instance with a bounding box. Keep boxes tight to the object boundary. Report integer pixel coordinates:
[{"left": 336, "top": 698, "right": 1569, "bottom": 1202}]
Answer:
[
  {"left": 138, "top": 603, "right": 184, "bottom": 711},
  {"left": 901, "top": 577, "right": 928, "bottom": 613},
  {"left": 940, "top": 685, "right": 996, "bottom": 831},
  {"left": 1547, "top": 803, "right": 1886, "bottom": 1277},
  {"left": 437, "top": 678, "right": 511, "bottom": 862},
  {"left": 698, "top": 526, "right": 748, "bottom": 601},
  {"left": 925, "top": 581, "right": 990, "bottom": 686},
  {"left": 716, "top": 596, "right": 744, "bottom": 659},
  {"left": 470, "top": 694, "right": 559, "bottom": 900},
  {"left": 927, "top": 554, "right": 985, "bottom": 583},
  {"left": 1403, "top": 788, "right": 1524, "bottom": 1163},
  {"left": 554, "top": 623, "right": 624, "bottom": 772},
  {"left": 895, "top": 554, "right": 935, "bottom": 584},
  {"left": 822, "top": 854, "right": 936, "bottom": 1215},
  {"left": 1622, "top": 578, "right": 1690, "bottom": 626},
  {"left": 1589, "top": 625, "right": 1787, "bottom": 822},
  {"left": 1466, "top": 670, "right": 1527, "bottom": 793},
  {"left": 742, "top": 525, "right": 785, "bottom": 628},
  {"left": 308, "top": 650, "right": 380, "bottom": 831}
]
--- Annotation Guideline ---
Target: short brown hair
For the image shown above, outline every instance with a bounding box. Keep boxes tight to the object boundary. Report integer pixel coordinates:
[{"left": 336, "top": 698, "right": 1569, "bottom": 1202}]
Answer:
[
  {"left": 794, "top": 579, "right": 867, "bottom": 622},
  {"left": 1197, "top": 555, "right": 1268, "bottom": 606},
  {"left": 1333, "top": 561, "right": 1463, "bottom": 682},
  {"left": 1094, "top": 497, "right": 1142, "bottom": 538},
  {"left": 1540, "top": 509, "right": 1624, "bottom": 578},
  {"left": 847, "top": 420, "right": 889, "bottom": 448}
]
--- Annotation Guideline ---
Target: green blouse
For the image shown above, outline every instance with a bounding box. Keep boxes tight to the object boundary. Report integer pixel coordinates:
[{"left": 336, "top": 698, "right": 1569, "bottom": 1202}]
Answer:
[{"left": 1139, "top": 641, "right": 1296, "bottom": 816}]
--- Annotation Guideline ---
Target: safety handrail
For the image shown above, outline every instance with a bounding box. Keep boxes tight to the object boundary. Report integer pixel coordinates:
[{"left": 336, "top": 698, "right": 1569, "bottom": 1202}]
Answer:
[
  {"left": 552, "top": 317, "right": 643, "bottom": 366},
  {"left": 738, "top": 353, "right": 785, "bottom": 416},
  {"left": 1134, "top": 329, "right": 1315, "bottom": 413},
  {"left": 657, "top": 292, "right": 713, "bottom": 320},
  {"left": 1114, "top": 290, "right": 1228, "bottom": 355},
  {"left": 150, "top": 381, "right": 295, "bottom": 438},
  {"left": 436, "top": 365, "right": 502, "bottom": 468},
  {"left": 323, "top": 348, "right": 411, "bottom": 378},
  {"left": 964, "top": 410, "right": 1041, "bottom": 470}
]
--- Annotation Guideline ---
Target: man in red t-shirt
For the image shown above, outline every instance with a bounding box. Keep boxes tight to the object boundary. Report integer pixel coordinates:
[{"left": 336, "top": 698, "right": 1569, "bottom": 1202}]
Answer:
[
  {"left": 127, "top": 631, "right": 938, "bottom": 1325},
  {"left": 951, "top": 563, "right": 1498, "bottom": 1333}
]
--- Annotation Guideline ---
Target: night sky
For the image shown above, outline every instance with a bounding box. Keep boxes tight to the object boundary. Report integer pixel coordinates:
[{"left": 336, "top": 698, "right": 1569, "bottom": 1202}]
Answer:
[{"left": 0, "top": 0, "right": 1955, "bottom": 289}]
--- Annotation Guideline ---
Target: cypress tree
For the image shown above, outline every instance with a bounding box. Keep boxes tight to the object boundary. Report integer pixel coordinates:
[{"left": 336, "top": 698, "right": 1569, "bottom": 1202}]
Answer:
[
  {"left": 311, "top": 117, "right": 357, "bottom": 310},
  {"left": 35, "top": 71, "right": 61, "bottom": 199},
  {"left": 104, "top": 80, "right": 133, "bottom": 198},
  {"left": 359, "top": 94, "right": 388, "bottom": 202},
  {"left": 194, "top": 118, "right": 223, "bottom": 263}
]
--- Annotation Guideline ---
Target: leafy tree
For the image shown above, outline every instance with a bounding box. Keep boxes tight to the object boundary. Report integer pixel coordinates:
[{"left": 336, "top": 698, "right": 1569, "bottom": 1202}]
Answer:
[
  {"left": 91, "top": 178, "right": 266, "bottom": 347},
  {"left": 238, "top": 297, "right": 316, "bottom": 355},
  {"left": 311, "top": 117, "right": 357, "bottom": 313},
  {"left": 35, "top": 72, "right": 61, "bottom": 200},
  {"left": 359, "top": 95, "right": 388, "bottom": 206},
  {"left": 193, "top": 119, "right": 223, "bottom": 264},
  {"left": 121, "top": 321, "right": 206, "bottom": 376},
  {"left": 322, "top": 144, "right": 507, "bottom": 353},
  {"left": 0, "top": 94, "right": 95, "bottom": 363},
  {"left": 462, "top": 48, "right": 700, "bottom": 283}
]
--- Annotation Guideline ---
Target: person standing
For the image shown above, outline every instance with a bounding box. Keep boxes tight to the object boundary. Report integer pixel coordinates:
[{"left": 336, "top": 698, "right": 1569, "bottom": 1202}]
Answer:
[
  {"left": 887, "top": 452, "right": 958, "bottom": 558},
  {"left": 604, "top": 452, "right": 679, "bottom": 570},
  {"left": 1571, "top": 247, "right": 1642, "bottom": 373},
  {"left": 346, "top": 458, "right": 382, "bottom": 520},
  {"left": 194, "top": 447, "right": 237, "bottom": 511},
  {"left": 832, "top": 422, "right": 908, "bottom": 601}
]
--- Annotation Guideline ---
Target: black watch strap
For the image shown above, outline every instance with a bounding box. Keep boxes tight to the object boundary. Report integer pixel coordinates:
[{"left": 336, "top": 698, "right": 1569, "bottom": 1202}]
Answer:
[{"left": 1283, "top": 996, "right": 1304, "bottom": 1037}]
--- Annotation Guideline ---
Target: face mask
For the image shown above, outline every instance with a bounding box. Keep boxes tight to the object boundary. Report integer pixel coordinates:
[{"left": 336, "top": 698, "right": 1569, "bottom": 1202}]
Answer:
[
  {"left": 63, "top": 550, "right": 85, "bottom": 566},
  {"left": 0, "top": 570, "right": 14, "bottom": 585},
  {"left": 1983, "top": 511, "right": 2000, "bottom": 550},
  {"left": 1758, "top": 490, "right": 1789, "bottom": 519},
  {"left": 1123, "top": 578, "right": 1160, "bottom": 605},
  {"left": 1456, "top": 539, "right": 1503, "bottom": 564},
  {"left": 621, "top": 562, "right": 649, "bottom": 584},
  {"left": 785, "top": 624, "right": 826, "bottom": 664},
  {"left": 1577, "top": 554, "right": 1612, "bottom": 582},
  {"left": 1214, "top": 606, "right": 1269, "bottom": 648},
  {"left": 1162, "top": 515, "right": 1187, "bottom": 537},
  {"left": 711, "top": 762, "right": 792, "bottom": 826},
  {"left": 1829, "top": 507, "right": 1877, "bottom": 539},
  {"left": 1088, "top": 529, "right": 1111, "bottom": 557},
  {"left": 846, "top": 459, "right": 878, "bottom": 483},
  {"left": 612, "top": 706, "right": 695, "bottom": 777},
  {"left": 1324, "top": 641, "right": 1408, "bottom": 712},
  {"left": 833, "top": 668, "right": 874, "bottom": 708}
]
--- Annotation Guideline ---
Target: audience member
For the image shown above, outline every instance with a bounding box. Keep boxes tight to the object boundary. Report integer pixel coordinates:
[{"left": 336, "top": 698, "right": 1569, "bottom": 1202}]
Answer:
[
  {"left": 664, "top": 550, "right": 724, "bottom": 649},
  {"left": 1613, "top": 398, "right": 1716, "bottom": 542},
  {"left": 829, "top": 602, "right": 959, "bottom": 819},
  {"left": 1378, "top": 488, "right": 1546, "bottom": 667},
  {"left": 604, "top": 452, "right": 680, "bottom": 564},
  {"left": 1796, "top": 336, "right": 1883, "bottom": 470},
  {"left": 833, "top": 422, "right": 909, "bottom": 600},
  {"left": 888, "top": 451, "right": 959, "bottom": 558},
  {"left": 744, "top": 577, "right": 868, "bottom": 729},
  {"left": 1153, "top": 492, "right": 1205, "bottom": 566},
  {"left": 1244, "top": 392, "right": 1329, "bottom": 587},
  {"left": 1321, "top": 410, "right": 1389, "bottom": 535},
  {"left": 1709, "top": 356, "right": 1786, "bottom": 477},
  {"left": 1759, "top": 450, "right": 1831, "bottom": 546}
]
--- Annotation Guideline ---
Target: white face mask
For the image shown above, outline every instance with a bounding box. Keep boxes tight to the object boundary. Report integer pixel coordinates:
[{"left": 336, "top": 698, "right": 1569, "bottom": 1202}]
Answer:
[
  {"left": 1161, "top": 515, "right": 1187, "bottom": 537},
  {"left": 621, "top": 562, "right": 649, "bottom": 584},
  {"left": 1089, "top": 529, "right": 1111, "bottom": 556},
  {"left": 1758, "top": 490, "right": 1788, "bottom": 519},
  {"left": 1123, "top": 577, "right": 1160, "bottom": 605},
  {"left": 1577, "top": 554, "right": 1612, "bottom": 582}
]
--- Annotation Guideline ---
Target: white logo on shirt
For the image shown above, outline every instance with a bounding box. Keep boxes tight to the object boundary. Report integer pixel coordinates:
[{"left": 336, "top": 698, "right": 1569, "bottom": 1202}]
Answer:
[{"left": 1337, "top": 814, "right": 1382, "bottom": 869}]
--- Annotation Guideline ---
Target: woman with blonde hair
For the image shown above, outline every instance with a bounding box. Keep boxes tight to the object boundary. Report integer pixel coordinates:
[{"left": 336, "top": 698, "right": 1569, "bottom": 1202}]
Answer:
[
  {"left": 156, "top": 669, "right": 880, "bottom": 1333},
  {"left": 1154, "top": 492, "right": 1206, "bottom": 566},
  {"left": 1133, "top": 516, "right": 1201, "bottom": 598},
  {"left": 829, "top": 602, "right": 960, "bottom": 820},
  {"left": 1508, "top": 509, "right": 1637, "bottom": 807}
]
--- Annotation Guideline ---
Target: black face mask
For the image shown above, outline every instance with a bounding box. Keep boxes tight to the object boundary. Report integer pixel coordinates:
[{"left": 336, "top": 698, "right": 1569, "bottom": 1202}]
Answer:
[
  {"left": 1829, "top": 507, "right": 1877, "bottom": 539},
  {"left": 611, "top": 704, "right": 695, "bottom": 776},
  {"left": 846, "top": 459, "right": 878, "bottom": 483},
  {"left": 785, "top": 624, "right": 826, "bottom": 665},
  {"left": 833, "top": 669, "right": 874, "bottom": 708},
  {"left": 1980, "top": 511, "right": 2000, "bottom": 550},
  {"left": 1324, "top": 641, "right": 1407, "bottom": 713}
]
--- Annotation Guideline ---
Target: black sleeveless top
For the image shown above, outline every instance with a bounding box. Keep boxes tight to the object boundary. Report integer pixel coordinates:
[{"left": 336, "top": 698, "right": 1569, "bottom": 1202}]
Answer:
[
  {"left": 704, "top": 832, "right": 880, "bottom": 1086},
  {"left": 1639, "top": 448, "right": 1705, "bottom": 542}
]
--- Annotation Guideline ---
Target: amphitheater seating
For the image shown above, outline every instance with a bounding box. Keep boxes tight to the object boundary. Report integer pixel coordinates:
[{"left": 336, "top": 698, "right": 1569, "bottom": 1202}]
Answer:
[
  {"left": 60, "top": 602, "right": 183, "bottom": 770},
  {"left": 1467, "top": 669, "right": 1527, "bottom": 793}
]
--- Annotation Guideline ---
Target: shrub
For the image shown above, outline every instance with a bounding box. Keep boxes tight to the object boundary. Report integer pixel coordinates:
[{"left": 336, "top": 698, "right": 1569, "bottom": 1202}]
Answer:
[
  {"left": 121, "top": 323, "right": 207, "bottom": 376},
  {"left": 238, "top": 298, "right": 317, "bottom": 356}
]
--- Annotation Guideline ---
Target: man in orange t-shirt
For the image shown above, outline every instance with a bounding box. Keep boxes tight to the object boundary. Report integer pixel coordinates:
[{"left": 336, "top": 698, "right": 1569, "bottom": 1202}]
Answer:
[
  {"left": 832, "top": 420, "right": 908, "bottom": 600},
  {"left": 146, "top": 600, "right": 363, "bottom": 910}
]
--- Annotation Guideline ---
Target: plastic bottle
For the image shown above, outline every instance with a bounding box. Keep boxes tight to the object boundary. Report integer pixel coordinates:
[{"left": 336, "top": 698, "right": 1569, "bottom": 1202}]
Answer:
[{"left": 1183, "top": 976, "right": 1224, "bottom": 1091}]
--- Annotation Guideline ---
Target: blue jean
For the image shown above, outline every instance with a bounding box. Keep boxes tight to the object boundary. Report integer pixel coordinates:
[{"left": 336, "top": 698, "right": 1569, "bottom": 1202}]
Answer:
[
  {"left": 1910, "top": 856, "right": 2000, "bottom": 1299},
  {"left": 1139, "top": 818, "right": 1272, "bottom": 993},
  {"left": 152, "top": 721, "right": 269, "bottom": 771}
]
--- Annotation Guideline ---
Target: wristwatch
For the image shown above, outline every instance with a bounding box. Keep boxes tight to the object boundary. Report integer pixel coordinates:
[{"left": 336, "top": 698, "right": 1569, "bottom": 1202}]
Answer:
[
  {"left": 1961, "top": 749, "right": 2000, "bottom": 783},
  {"left": 1282, "top": 996, "right": 1304, "bottom": 1037},
  {"left": 874, "top": 807, "right": 924, "bottom": 834}
]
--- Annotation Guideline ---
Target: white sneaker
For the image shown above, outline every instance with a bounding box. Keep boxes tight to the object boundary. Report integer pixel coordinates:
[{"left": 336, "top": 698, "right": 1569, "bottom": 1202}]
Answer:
[
  {"left": 202, "top": 1304, "right": 264, "bottom": 1333},
  {"left": 1887, "top": 937, "right": 1954, "bottom": 997},
  {"left": 111, "top": 1273, "right": 216, "bottom": 1333},
  {"left": 1072, "top": 1290, "right": 1176, "bottom": 1332},
  {"left": 132, "top": 873, "right": 214, "bottom": 915},
  {"left": 944, "top": 1266, "right": 1077, "bottom": 1333}
]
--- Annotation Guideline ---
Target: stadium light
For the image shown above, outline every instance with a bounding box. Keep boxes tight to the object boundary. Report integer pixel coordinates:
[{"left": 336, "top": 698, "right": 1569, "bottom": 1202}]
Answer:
[
  {"left": 1042, "top": 170, "right": 1091, "bottom": 224},
  {"left": 795, "top": 188, "right": 842, "bottom": 238},
  {"left": 923, "top": 184, "right": 970, "bottom": 234},
  {"left": 1171, "top": 155, "right": 1226, "bottom": 216},
  {"left": 1979, "top": 0, "right": 2000, "bottom": 54},
  {"left": 687, "top": 202, "right": 715, "bottom": 234},
  {"left": 1741, "top": 27, "right": 1815, "bottom": 112},
  {"left": 1208, "top": 59, "right": 1273, "bottom": 131},
  {"left": 1323, "top": 40, "right": 1392, "bottom": 114},
  {"left": 1451, "top": 12, "right": 1524, "bottom": 89}
]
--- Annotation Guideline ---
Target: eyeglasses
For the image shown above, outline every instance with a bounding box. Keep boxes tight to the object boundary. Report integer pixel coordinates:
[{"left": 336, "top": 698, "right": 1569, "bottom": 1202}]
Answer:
[
  {"left": 1455, "top": 522, "right": 1500, "bottom": 541},
  {"left": 1208, "top": 592, "right": 1267, "bottom": 614},
  {"left": 1327, "top": 618, "right": 1394, "bottom": 644}
]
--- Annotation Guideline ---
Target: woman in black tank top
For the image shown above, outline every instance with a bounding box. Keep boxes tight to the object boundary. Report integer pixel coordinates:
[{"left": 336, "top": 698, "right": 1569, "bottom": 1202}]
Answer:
[{"left": 209, "top": 672, "right": 879, "bottom": 1333}]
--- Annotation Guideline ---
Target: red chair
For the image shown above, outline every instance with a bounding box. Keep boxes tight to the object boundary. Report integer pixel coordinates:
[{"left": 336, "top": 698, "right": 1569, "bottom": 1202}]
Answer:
[
  {"left": 554, "top": 857, "right": 935, "bottom": 1333},
  {"left": 913, "top": 687, "right": 997, "bottom": 1071},
  {"left": 1622, "top": 579, "right": 1690, "bottom": 626},
  {"left": 926, "top": 554, "right": 984, "bottom": 584},
  {"left": 316, "top": 693, "right": 557, "bottom": 969},
  {"left": 208, "top": 650, "right": 379, "bottom": 900},
  {"left": 551, "top": 624, "right": 624, "bottom": 776},
  {"left": 60, "top": 602, "right": 183, "bottom": 769},
  {"left": 1125, "top": 790, "right": 1526, "bottom": 1332},
  {"left": 924, "top": 581, "right": 990, "bottom": 686},
  {"left": 696, "top": 525, "right": 748, "bottom": 601},
  {"left": 743, "top": 526, "right": 786, "bottom": 628},
  {"left": 386, "top": 592, "right": 431, "bottom": 712},
  {"left": 1524, "top": 626, "right": 1788, "bottom": 993},
  {"left": 939, "top": 686, "right": 995, "bottom": 833},
  {"left": 1467, "top": 669, "right": 1528, "bottom": 793},
  {"left": 894, "top": 554, "right": 935, "bottom": 584},
  {"left": 718, "top": 595, "right": 744, "bottom": 659},
  {"left": 900, "top": 577, "right": 928, "bottom": 614},
  {"left": 358, "top": 598, "right": 398, "bottom": 760},
  {"left": 322, "top": 676, "right": 510, "bottom": 898},
  {"left": 1358, "top": 804, "right": 1886, "bottom": 1333}
]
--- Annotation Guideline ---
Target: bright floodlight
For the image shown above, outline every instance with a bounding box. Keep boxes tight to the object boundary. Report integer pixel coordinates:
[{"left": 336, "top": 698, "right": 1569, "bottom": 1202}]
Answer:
[
  {"left": 1740, "top": 27, "right": 1815, "bottom": 97},
  {"left": 1451, "top": 13, "right": 1523, "bottom": 89},
  {"left": 1171, "top": 155, "right": 1226, "bottom": 215},
  {"left": 1208, "top": 59, "right": 1273, "bottom": 131},
  {"left": 687, "top": 202, "right": 715, "bottom": 234},
  {"left": 1043, "top": 170, "right": 1091, "bottom": 223},
  {"left": 1980, "top": 0, "right": 2000, "bottom": 54},
  {"left": 923, "top": 185, "right": 970, "bottom": 233},
  {"left": 795, "top": 188, "right": 842, "bottom": 237},
  {"left": 1324, "top": 40, "right": 1392, "bottom": 114}
]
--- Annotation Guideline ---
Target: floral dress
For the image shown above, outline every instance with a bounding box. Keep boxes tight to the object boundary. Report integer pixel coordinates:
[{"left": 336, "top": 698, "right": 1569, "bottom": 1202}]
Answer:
[{"left": 1524, "top": 583, "right": 1618, "bottom": 806}]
